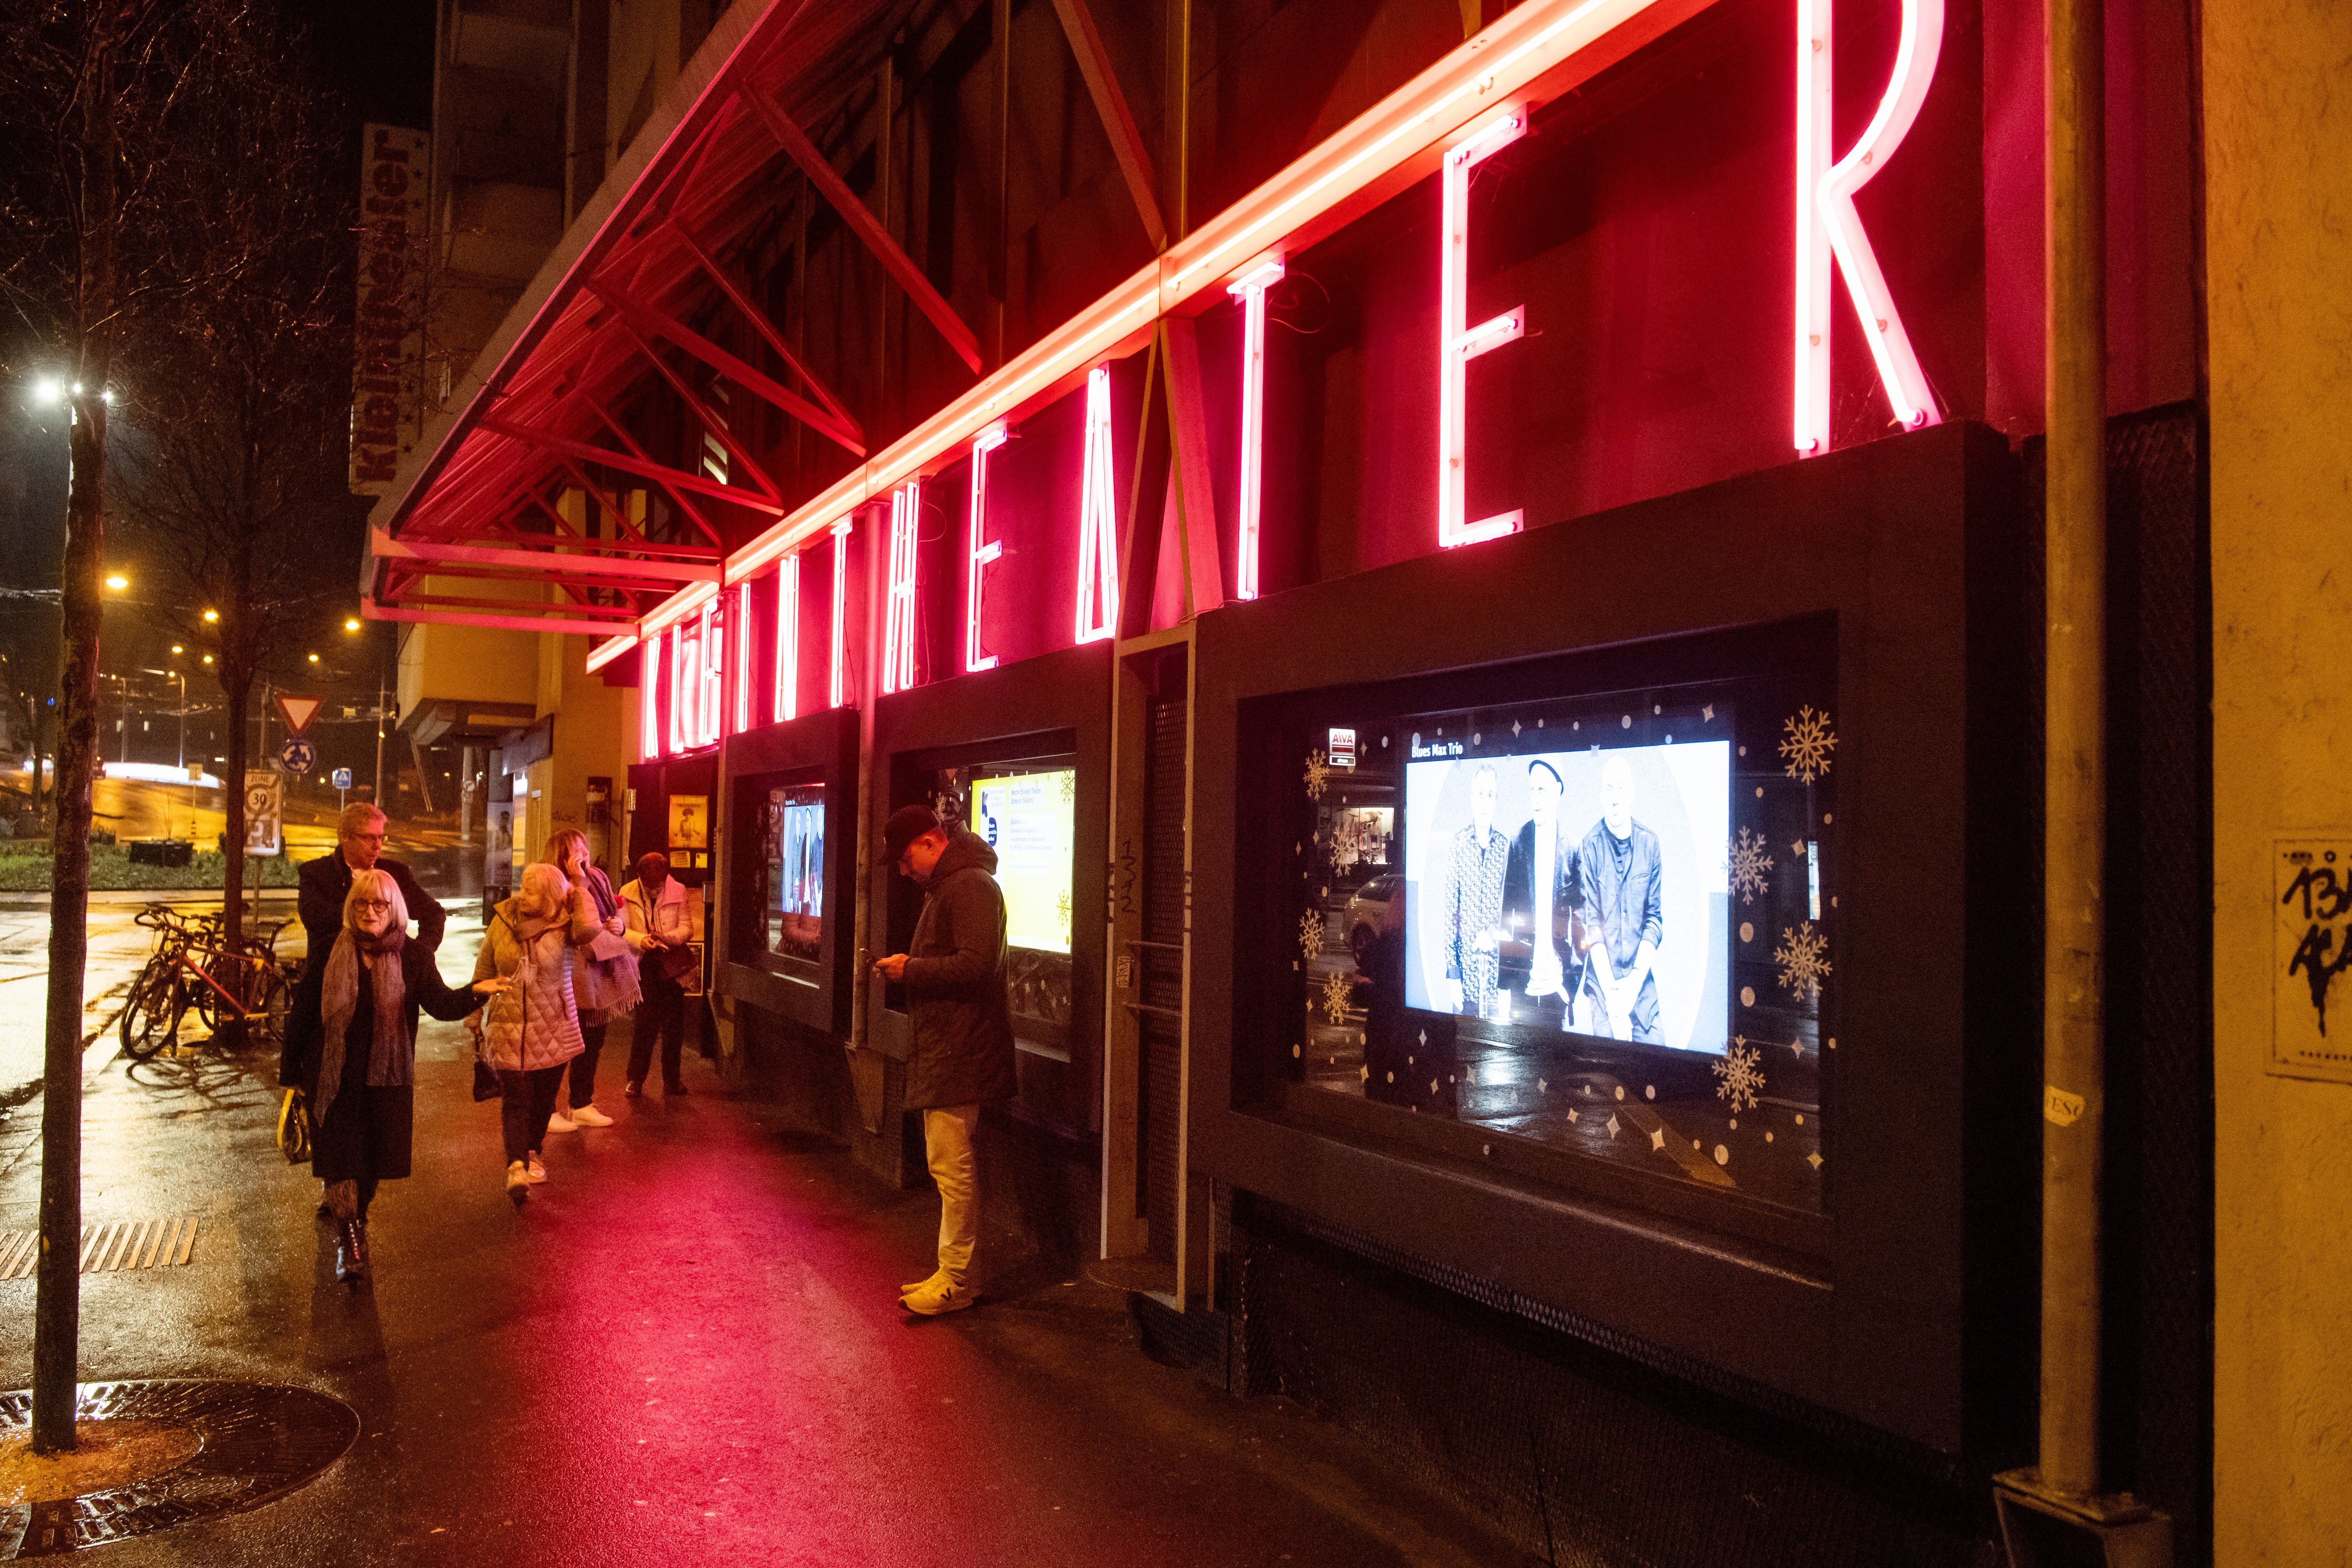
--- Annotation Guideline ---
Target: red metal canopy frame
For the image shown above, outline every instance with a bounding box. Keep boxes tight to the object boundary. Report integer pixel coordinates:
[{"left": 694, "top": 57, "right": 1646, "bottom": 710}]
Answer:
[{"left": 368, "top": 0, "right": 1712, "bottom": 654}]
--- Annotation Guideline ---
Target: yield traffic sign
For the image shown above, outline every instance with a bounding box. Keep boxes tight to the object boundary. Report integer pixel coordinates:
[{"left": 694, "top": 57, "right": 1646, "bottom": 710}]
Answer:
[{"left": 275, "top": 692, "right": 323, "bottom": 734}]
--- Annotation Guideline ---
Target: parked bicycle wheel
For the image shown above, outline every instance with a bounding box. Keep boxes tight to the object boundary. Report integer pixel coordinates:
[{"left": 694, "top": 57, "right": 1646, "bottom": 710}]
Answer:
[
  {"left": 253, "top": 965, "right": 293, "bottom": 1048},
  {"left": 119, "top": 961, "right": 183, "bottom": 1061}
]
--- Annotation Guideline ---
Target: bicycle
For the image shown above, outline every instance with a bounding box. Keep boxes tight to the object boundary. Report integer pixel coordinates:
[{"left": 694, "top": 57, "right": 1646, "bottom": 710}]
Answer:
[{"left": 120, "top": 904, "right": 297, "bottom": 1060}]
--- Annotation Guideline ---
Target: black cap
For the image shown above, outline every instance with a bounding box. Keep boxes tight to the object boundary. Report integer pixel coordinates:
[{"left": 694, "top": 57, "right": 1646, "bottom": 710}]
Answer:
[{"left": 883, "top": 804, "right": 941, "bottom": 866}]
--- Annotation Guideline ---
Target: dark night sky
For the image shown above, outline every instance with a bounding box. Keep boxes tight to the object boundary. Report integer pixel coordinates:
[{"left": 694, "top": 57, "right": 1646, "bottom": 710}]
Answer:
[{"left": 0, "top": 0, "right": 436, "bottom": 716}]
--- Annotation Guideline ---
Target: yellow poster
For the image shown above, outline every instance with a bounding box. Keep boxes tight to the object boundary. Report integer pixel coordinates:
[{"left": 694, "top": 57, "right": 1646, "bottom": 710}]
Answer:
[{"left": 970, "top": 770, "right": 1075, "bottom": 954}]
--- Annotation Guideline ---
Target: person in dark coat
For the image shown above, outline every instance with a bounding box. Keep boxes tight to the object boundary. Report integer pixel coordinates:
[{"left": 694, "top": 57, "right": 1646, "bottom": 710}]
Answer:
[
  {"left": 1500, "top": 759, "right": 1583, "bottom": 1028},
  {"left": 299, "top": 803, "right": 446, "bottom": 972},
  {"left": 872, "top": 804, "right": 1016, "bottom": 1317},
  {"left": 281, "top": 868, "right": 504, "bottom": 1282}
]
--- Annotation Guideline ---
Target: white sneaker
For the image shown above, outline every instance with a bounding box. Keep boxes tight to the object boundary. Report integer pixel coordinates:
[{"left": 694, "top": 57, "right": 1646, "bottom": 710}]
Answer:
[
  {"left": 506, "top": 1161, "right": 530, "bottom": 1203},
  {"left": 525, "top": 1154, "right": 549, "bottom": 1184},
  {"left": 546, "top": 1110, "right": 577, "bottom": 1133},
  {"left": 569, "top": 1103, "right": 613, "bottom": 1127}
]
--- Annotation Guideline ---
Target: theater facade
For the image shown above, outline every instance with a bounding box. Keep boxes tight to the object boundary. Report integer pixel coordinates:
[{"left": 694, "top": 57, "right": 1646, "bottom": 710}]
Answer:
[{"left": 362, "top": 0, "right": 2331, "bottom": 1559}]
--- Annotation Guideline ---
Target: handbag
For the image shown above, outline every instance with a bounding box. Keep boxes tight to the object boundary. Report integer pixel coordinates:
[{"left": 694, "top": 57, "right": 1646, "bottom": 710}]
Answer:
[
  {"left": 472, "top": 916, "right": 528, "bottom": 1100},
  {"left": 654, "top": 941, "right": 700, "bottom": 986},
  {"left": 275, "top": 1089, "right": 311, "bottom": 1165}
]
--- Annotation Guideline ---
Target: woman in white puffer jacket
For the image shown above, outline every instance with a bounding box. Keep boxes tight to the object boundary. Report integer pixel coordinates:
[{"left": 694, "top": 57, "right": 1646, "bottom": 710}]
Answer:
[{"left": 471, "top": 861, "right": 598, "bottom": 1202}]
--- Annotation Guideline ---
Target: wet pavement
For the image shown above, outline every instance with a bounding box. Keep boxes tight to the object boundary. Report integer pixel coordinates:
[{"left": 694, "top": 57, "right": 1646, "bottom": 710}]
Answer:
[{"left": 0, "top": 907, "right": 1516, "bottom": 1565}]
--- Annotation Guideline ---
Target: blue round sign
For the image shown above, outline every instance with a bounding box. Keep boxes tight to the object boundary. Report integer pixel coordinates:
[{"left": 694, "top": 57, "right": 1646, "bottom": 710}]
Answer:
[{"left": 279, "top": 736, "right": 316, "bottom": 776}]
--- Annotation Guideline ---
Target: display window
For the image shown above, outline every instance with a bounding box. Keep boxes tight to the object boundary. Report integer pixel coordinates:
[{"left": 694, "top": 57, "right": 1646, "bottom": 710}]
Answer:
[
  {"left": 924, "top": 754, "right": 1078, "bottom": 1055},
  {"left": 1277, "top": 648, "right": 1836, "bottom": 1233},
  {"left": 757, "top": 779, "right": 826, "bottom": 968}
]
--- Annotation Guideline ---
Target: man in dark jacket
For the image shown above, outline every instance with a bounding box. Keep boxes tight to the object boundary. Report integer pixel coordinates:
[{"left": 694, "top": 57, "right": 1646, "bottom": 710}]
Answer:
[
  {"left": 873, "top": 804, "right": 1016, "bottom": 1316},
  {"left": 299, "top": 804, "right": 446, "bottom": 973}
]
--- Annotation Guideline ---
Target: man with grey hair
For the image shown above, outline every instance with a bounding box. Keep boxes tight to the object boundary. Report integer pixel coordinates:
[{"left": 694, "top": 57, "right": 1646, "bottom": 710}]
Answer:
[{"left": 299, "top": 803, "right": 446, "bottom": 973}]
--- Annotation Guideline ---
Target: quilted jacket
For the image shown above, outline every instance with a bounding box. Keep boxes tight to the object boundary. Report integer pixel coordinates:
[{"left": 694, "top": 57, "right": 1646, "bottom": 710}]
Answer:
[{"left": 471, "top": 891, "right": 596, "bottom": 1071}]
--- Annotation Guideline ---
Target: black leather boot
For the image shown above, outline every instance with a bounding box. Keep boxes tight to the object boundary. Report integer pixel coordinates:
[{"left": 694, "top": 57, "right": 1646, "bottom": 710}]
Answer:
[{"left": 336, "top": 1220, "right": 369, "bottom": 1282}]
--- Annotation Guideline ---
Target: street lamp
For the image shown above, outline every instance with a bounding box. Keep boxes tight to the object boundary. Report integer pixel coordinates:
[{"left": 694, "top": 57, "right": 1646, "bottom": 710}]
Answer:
[
  {"left": 343, "top": 618, "right": 361, "bottom": 632},
  {"left": 307, "top": 653, "right": 319, "bottom": 664},
  {"left": 103, "top": 574, "right": 127, "bottom": 592},
  {"left": 201, "top": 609, "right": 218, "bottom": 623}
]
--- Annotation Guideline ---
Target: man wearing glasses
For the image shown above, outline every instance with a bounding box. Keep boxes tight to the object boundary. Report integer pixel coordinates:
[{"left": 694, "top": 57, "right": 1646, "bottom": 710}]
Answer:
[
  {"left": 873, "top": 804, "right": 1016, "bottom": 1317},
  {"left": 299, "top": 803, "right": 447, "bottom": 973}
]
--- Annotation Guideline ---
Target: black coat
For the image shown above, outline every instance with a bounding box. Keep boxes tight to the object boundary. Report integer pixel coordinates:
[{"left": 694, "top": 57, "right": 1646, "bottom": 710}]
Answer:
[
  {"left": 279, "top": 940, "right": 479, "bottom": 1099},
  {"left": 1500, "top": 818, "right": 1582, "bottom": 989},
  {"left": 298, "top": 853, "right": 446, "bottom": 970},
  {"left": 900, "top": 829, "right": 1018, "bottom": 1110}
]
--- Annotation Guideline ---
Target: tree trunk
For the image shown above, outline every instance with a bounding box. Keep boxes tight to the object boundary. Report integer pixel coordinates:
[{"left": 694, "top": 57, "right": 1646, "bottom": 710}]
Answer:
[
  {"left": 34, "top": 13, "right": 125, "bottom": 1457},
  {"left": 221, "top": 674, "right": 251, "bottom": 950}
]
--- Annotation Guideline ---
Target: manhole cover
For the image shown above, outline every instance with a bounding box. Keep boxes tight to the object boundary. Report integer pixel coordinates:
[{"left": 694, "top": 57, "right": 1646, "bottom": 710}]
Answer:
[{"left": 0, "top": 1380, "right": 357, "bottom": 1557}]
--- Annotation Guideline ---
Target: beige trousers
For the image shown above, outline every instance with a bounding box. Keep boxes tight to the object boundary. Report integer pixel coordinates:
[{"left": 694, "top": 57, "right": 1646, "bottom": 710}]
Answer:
[{"left": 923, "top": 1105, "right": 980, "bottom": 1288}]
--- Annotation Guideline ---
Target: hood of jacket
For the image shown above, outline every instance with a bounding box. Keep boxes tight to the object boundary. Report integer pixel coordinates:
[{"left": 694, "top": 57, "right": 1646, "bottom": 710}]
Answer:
[{"left": 925, "top": 826, "right": 999, "bottom": 886}]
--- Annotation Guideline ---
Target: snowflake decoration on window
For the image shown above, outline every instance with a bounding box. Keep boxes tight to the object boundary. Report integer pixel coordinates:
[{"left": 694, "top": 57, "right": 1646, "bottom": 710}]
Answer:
[
  {"left": 1303, "top": 748, "right": 1331, "bottom": 800},
  {"left": 1297, "top": 910, "right": 1326, "bottom": 965},
  {"left": 1319, "top": 968, "right": 1353, "bottom": 1024},
  {"left": 1779, "top": 705, "right": 1838, "bottom": 784},
  {"left": 1712, "top": 1042, "right": 1764, "bottom": 1112},
  {"left": 1774, "top": 920, "right": 1832, "bottom": 1002},
  {"left": 1729, "top": 828, "right": 1774, "bottom": 904},
  {"left": 1056, "top": 890, "right": 1072, "bottom": 943}
]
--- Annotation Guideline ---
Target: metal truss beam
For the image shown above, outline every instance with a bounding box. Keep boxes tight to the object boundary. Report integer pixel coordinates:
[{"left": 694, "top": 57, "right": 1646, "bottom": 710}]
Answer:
[
  {"left": 1048, "top": 0, "right": 1166, "bottom": 250},
  {"left": 370, "top": 527, "right": 724, "bottom": 584},
  {"left": 740, "top": 87, "right": 984, "bottom": 372},
  {"left": 664, "top": 218, "right": 865, "bottom": 439},
  {"left": 585, "top": 278, "right": 866, "bottom": 460},
  {"left": 475, "top": 416, "right": 781, "bottom": 520},
  {"left": 364, "top": 600, "right": 644, "bottom": 638}
]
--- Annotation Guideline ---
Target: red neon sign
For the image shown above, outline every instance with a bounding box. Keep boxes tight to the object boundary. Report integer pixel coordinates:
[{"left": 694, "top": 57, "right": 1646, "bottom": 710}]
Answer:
[
  {"left": 966, "top": 422, "right": 1006, "bottom": 672},
  {"left": 1075, "top": 366, "right": 1119, "bottom": 644},
  {"left": 882, "top": 480, "right": 920, "bottom": 694},
  {"left": 1228, "top": 259, "right": 1283, "bottom": 600},
  {"left": 732, "top": 580, "right": 753, "bottom": 734},
  {"left": 773, "top": 552, "right": 799, "bottom": 723},
  {"left": 667, "top": 622, "right": 688, "bottom": 755},
  {"left": 640, "top": 631, "right": 663, "bottom": 758},
  {"left": 1794, "top": 0, "right": 1943, "bottom": 452},
  {"left": 828, "top": 517, "right": 853, "bottom": 709},
  {"left": 1437, "top": 115, "right": 1527, "bottom": 549}
]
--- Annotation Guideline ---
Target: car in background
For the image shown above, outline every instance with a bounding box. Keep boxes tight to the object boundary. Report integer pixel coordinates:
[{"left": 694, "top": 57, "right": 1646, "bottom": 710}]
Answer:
[{"left": 1345, "top": 873, "right": 1402, "bottom": 961}]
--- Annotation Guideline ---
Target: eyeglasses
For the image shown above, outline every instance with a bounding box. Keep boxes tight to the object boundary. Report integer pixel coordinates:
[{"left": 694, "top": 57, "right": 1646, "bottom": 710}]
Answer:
[{"left": 352, "top": 899, "right": 393, "bottom": 913}]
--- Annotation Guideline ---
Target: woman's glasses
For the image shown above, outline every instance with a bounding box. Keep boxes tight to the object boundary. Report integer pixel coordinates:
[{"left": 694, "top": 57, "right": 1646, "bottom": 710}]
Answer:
[{"left": 352, "top": 898, "right": 393, "bottom": 913}]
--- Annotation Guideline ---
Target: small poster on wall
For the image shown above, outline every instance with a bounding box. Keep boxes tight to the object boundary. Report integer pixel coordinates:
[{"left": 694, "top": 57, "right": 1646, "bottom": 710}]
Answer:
[
  {"left": 2274, "top": 838, "right": 2352, "bottom": 1083},
  {"left": 668, "top": 794, "right": 710, "bottom": 871}
]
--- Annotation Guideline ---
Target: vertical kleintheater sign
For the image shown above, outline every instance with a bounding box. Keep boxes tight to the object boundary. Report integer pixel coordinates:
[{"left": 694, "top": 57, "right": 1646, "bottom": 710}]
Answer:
[{"left": 351, "top": 124, "right": 430, "bottom": 495}]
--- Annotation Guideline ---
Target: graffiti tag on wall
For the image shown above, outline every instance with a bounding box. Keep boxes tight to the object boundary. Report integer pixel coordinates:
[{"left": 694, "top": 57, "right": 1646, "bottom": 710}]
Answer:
[{"left": 2273, "top": 839, "right": 2352, "bottom": 1083}]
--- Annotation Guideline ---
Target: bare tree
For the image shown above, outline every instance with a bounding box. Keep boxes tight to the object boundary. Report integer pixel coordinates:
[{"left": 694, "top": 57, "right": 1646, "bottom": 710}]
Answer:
[
  {"left": 117, "top": 13, "right": 358, "bottom": 947},
  {"left": 0, "top": 0, "right": 351, "bottom": 1451}
]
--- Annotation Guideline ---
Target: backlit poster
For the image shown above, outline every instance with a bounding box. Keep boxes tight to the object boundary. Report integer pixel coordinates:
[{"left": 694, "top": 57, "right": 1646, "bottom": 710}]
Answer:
[{"left": 970, "top": 768, "right": 1075, "bottom": 954}]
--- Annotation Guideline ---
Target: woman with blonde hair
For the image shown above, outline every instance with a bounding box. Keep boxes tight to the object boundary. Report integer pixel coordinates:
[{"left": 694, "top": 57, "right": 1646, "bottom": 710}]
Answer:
[
  {"left": 282, "top": 870, "right": 505, "bottom": 1282},
  {"left": 472, "top": 860, "right": 598, "bottom": 1200},
  {"left": 541, "top": 829, "right": 637, "bottom": 1131}
]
